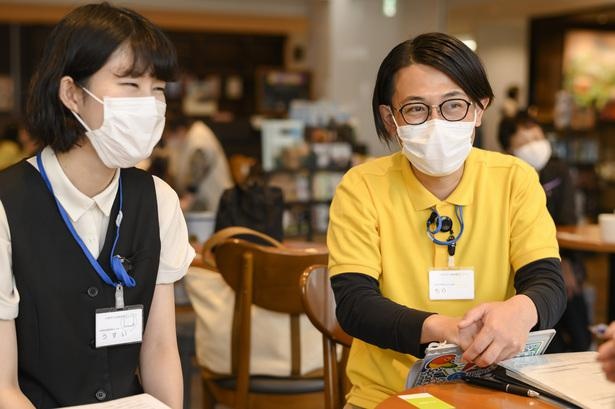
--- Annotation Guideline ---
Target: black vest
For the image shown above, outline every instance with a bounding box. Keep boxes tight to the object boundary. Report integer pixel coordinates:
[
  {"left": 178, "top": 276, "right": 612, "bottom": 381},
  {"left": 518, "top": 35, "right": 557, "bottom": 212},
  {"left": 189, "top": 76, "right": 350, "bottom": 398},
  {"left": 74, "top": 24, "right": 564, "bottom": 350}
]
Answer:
[{"left": 0, "top": 161, "right": 161, "bottom": 408}]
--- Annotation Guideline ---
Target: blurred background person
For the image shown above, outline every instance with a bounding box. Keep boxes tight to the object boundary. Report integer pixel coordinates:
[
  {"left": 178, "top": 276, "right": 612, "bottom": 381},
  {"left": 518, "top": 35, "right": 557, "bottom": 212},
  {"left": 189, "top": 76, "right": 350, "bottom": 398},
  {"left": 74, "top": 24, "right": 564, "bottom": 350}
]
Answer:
[
  {"left": 215, "top": 155, "right": 284, "bottom": 242},
  {"left": 16, "top": 122, "right": 39, "bottom": 158},
  {"left": 161, "top": 106, "right": 233, "bottom": 212},
  {"left": 499, "top": 110, "right": 591, "bottom": 353},
  {"left": 502, "top": 85, "right": 521, "bottom": 119}
]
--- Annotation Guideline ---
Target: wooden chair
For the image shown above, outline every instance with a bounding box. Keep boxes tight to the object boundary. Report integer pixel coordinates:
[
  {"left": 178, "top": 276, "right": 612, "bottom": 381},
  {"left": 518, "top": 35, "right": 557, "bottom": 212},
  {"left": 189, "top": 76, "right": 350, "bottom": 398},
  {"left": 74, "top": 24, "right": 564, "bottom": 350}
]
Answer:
[
  {"left": 300, "top": 265, "right": 353, "bottom": 409},
  {"left": 198, "top": 231, "right": 329, "bottom": 409}
]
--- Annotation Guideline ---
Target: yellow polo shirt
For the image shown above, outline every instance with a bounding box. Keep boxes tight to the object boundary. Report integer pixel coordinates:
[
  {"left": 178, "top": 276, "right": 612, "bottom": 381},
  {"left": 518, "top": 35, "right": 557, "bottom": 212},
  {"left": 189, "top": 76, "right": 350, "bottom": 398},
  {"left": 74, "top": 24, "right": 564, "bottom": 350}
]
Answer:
[{"left": 327, "top": 148, "right": 560, "bottom": 408}]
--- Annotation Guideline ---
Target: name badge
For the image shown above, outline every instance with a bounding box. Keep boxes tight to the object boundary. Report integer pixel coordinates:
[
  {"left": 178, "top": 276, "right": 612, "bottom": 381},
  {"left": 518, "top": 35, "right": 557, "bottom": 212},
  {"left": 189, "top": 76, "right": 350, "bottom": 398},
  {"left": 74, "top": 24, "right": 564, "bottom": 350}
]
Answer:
[
  {"left": 429, "top": 268, "right": 475, "bottom": 300},
  {"left": 95, "top": 305, "right": 143, "bottom": 348}
]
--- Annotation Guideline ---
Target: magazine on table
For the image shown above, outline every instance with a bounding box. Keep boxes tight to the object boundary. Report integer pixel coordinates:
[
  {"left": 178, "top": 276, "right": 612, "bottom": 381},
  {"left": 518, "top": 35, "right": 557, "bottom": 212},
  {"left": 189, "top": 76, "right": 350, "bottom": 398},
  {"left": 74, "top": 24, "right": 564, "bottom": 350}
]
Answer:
[
  {"left": 405, "top": 329, "right": 556, "bottom": 387},
  {"left": 496, "top": 351, "right": 615, "bottom": 409},
  {"left": 61, "top": 393, "right": 170, "bottom": 409}
]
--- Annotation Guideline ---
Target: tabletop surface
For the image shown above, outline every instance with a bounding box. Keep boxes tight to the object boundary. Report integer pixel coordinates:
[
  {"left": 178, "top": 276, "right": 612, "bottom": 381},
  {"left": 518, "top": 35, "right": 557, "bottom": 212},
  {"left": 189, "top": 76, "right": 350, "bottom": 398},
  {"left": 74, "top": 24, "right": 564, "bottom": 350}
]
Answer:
[
  {"left": 375, "top": 382, "right": 559, "bottom": 408},
  {"left": 557, "top": 224, "right": 615, "bottom": 253}
]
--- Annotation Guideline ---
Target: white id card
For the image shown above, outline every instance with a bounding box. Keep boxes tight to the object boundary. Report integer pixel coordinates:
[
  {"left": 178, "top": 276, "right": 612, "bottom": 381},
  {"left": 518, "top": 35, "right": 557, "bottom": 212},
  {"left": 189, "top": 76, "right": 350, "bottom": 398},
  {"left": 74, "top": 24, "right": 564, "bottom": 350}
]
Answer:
[
  {"left": 429, "top": 268, "right": 474, "bottom": 300},
  {"left": 95, "top": 305, "right": 143, "bottom": 348}
]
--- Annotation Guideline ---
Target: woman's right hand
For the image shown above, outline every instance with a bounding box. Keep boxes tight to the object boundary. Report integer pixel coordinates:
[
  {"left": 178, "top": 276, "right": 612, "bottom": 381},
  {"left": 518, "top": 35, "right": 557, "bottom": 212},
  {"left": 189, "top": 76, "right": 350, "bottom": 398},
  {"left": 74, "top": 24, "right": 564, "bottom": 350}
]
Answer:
[{"left": 597, "top": 322, "right": 615, "bottom": 382}]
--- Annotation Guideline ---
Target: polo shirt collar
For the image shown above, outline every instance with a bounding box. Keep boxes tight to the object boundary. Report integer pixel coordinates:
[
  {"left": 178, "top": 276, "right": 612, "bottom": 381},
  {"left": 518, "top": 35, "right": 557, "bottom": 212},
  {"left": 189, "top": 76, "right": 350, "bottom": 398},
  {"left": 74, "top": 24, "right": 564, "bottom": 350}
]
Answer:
[
  {"left": 38, "top": 146, "right": 120, "bottom": 222},
  {"left": 400, "top": 148, "right": 477, "bottom": 211}
]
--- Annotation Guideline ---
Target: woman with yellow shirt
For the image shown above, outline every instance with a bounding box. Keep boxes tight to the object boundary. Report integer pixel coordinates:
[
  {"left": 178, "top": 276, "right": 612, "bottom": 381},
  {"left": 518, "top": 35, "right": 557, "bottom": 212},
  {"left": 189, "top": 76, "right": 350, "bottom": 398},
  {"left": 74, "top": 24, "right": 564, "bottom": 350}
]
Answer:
[{"left": 327, "top": 32, "right": 566, "bottom": 408}]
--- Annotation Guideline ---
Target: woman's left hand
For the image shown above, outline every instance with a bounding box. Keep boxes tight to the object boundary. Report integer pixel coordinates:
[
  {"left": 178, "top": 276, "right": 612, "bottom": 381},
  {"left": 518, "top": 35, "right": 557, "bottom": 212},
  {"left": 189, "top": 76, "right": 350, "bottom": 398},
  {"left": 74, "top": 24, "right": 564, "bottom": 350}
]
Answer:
[{"left": 457, "top": 295, "right": 537, "bottom": 367}]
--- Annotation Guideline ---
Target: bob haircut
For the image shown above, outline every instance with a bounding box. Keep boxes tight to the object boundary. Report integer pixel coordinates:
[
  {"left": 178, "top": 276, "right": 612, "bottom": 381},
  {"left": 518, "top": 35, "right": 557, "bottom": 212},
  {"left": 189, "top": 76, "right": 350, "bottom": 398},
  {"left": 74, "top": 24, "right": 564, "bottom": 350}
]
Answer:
[
  {"left": 498, "top": 110, "right": 538, "bottom": 151},
  {"left": 26, "top": 2, "right": 178, "bottom": 153},
  {"left": 372, "top": 32, "right": 494, "bottom": 146}
]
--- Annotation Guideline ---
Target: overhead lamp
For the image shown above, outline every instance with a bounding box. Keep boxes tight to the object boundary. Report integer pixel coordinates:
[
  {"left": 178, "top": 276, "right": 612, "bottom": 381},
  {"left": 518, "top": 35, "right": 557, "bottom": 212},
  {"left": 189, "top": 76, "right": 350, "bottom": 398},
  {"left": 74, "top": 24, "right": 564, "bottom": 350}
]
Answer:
[{"left": 383, "top": 0, "right": 396, "bottom": 18}]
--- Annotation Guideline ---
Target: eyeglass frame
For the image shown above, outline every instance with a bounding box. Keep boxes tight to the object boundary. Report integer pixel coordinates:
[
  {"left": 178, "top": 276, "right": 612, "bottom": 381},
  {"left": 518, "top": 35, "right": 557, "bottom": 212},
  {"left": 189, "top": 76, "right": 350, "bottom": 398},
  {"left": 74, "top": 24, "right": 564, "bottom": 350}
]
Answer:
[{"left": 392, "top": 98, "right": 473, "bottom": 125}]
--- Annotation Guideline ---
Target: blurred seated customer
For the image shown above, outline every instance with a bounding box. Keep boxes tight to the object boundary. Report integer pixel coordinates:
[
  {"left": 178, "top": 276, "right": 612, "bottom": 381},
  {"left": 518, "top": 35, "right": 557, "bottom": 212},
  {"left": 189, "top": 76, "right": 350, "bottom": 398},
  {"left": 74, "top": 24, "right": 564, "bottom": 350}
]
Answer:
[
  {"left": 499, "top": 110, "right": 591, "bottom": 353},
  {"left": 0, "top": 122, "right": 24, "bottom": 170},
  {"left": 163, "top": 107, "right": 233, "bottom": 212},
  {"left": 16, "top": 123, "right": 39, "bottom": 158},
  {"left": 145, "top": 142, "right": 172, "bottom": 182},
  {"left": 215, "top": 155, "right": 284, "bottom": 242}
]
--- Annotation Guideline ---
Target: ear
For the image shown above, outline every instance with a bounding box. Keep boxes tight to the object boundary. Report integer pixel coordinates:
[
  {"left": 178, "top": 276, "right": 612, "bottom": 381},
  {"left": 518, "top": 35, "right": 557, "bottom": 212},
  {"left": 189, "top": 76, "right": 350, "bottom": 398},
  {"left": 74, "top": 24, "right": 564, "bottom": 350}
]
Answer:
[
  {"left": 58, "top": 76, "right": 84, "bottom": 114},
  {"left": 379, "top": 104, "right": 399, "bottom": 139},
  {"left": 474, "top": 98, "right": 490, "bottom": 127}
]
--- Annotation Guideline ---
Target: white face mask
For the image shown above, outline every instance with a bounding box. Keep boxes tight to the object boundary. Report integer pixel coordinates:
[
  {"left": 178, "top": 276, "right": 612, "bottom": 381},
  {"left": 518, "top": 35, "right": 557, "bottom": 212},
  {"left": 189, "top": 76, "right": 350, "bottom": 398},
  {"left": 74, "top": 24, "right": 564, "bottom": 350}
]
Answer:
[
  {"left": 513, "top": 139, "right": 552, "bottom": 171},
  {"left": 71, "top": 87, "right": 166, "bottom": 169},
  {"left": 391, "top": 108, "right": 476, "bottom": 177}
]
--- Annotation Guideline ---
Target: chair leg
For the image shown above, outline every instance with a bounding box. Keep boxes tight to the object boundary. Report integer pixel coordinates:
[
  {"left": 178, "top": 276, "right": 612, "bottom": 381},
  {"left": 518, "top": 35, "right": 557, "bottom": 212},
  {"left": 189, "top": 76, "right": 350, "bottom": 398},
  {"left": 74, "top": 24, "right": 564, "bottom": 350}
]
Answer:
[{"left": 201, "top": 378, "right": 216, "bottom": 409}]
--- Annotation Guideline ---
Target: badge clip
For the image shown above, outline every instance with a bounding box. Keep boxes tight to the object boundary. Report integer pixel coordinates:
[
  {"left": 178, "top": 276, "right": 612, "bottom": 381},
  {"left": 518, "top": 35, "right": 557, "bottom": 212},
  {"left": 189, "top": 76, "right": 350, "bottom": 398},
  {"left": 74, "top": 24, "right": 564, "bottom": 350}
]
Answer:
[{"left": 115, "top": 283, "right": 125, "bottom": 309}]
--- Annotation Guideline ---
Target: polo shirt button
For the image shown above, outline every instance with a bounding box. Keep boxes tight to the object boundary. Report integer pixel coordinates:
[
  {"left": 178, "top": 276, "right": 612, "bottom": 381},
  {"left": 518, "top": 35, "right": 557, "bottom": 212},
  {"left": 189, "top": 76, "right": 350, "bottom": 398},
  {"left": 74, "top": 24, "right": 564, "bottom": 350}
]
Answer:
[
  {"left": 95, "top": 389, "right": 107, "bottom": 401},
  {"left": 89, "top": 339, "right": 96, "bottom": 349},
  {"left": 87, "top": 287, "right": 99, "bottom": 298}
]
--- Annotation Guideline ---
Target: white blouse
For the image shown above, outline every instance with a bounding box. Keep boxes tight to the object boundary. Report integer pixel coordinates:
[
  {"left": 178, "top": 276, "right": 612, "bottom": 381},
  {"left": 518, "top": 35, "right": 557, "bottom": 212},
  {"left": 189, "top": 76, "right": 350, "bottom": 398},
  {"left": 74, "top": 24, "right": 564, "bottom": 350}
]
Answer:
[{"left": 0, "top": 147, "right": 195, "bottom": 319}]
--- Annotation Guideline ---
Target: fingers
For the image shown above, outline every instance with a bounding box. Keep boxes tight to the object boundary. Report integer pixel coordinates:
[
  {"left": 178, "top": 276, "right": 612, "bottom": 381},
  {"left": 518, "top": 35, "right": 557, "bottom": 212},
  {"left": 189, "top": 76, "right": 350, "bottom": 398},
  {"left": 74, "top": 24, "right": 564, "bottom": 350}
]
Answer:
[
  {"left": 458, "top": 304, "right": 488, "bottom": 329},
  {"left": 598, "top": 343, "right": 615, "bottom": 382},
  {"left": 598, "top": 340, "right": 615, "bottom": 362},
  {"left": 463, "top": 337, "right": 524, "bottom": 367},
  {"left": 461, "top": 325, "right": 525, "bottom": 367},
  {"left": 457, "top": 320, "right": 482, "bottom": 351},
  {"left": 605, "top": 322, "right": 615, "bottom": 339},
  {"left": 461, "top": 328, "right": 493, "bottom": 365}
]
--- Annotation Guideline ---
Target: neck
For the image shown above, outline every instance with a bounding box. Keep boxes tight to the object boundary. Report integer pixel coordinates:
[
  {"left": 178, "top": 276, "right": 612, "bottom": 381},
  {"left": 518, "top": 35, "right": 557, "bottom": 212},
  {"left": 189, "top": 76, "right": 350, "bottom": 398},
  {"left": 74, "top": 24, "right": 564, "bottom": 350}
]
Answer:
[
  {"left": 412, "top": 164, "right": 464, "bottom": 201},
  {"left": 56, "top": 140, "right": 116, "bottom": 198}
]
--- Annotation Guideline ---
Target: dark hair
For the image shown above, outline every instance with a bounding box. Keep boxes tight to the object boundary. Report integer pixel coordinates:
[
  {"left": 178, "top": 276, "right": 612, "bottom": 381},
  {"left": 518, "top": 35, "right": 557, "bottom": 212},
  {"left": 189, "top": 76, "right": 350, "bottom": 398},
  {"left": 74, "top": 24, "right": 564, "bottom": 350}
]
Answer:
[
  {"left": 497, "top": 110, "right": 538, "bottom": 151},
  {"left": 26, "top": 2, "right": 178, "bottom": 152},
  {"left": 506, "top": 85, "right": 519, "bottom": 100},
  {"left": 372, "top": 32, "right": 494, "bottom": 145}
]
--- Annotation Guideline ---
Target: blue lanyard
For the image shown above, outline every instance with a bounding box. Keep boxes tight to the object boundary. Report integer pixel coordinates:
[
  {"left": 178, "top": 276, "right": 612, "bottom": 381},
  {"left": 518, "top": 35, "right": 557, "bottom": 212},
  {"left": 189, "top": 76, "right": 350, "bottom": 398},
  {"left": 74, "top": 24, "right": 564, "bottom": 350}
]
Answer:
[
  {"left": 36, "top": 153, "right": 135, "bottom": 288},
  {"left": 426, "top": 205, "right": 464, "bottom": 246}
]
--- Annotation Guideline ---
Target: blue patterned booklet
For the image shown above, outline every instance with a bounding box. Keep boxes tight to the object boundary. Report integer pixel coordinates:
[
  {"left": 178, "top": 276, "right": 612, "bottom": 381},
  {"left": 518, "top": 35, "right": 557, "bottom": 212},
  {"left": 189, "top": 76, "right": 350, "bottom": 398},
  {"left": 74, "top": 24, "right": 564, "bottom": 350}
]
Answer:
[{"left": 405, "top": 329, "right": 556, "bottom": 387}]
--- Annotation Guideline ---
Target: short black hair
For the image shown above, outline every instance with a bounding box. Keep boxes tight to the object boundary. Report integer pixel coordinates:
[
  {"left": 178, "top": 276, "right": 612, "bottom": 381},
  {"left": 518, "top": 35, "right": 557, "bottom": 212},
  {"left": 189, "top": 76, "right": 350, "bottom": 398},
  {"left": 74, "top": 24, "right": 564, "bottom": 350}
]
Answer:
[
  {"left": 372, "top": 32, "right": 494, "bottom": 145},
  {"left": 506, "top": 85, "right": 520, "bottom": 100},
  {"left": 497, "top": 110, "right": 537, "bottom": 151},
  {"left": 26, "top": 2, "right": 178, "bottom": 153}
]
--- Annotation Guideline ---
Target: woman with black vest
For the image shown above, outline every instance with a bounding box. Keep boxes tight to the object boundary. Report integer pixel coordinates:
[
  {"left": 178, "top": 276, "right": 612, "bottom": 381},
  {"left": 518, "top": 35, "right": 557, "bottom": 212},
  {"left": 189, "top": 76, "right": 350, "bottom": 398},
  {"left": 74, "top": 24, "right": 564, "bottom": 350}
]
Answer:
[{"left": 0, "top": 3, "right": 194, "bottom": 408}]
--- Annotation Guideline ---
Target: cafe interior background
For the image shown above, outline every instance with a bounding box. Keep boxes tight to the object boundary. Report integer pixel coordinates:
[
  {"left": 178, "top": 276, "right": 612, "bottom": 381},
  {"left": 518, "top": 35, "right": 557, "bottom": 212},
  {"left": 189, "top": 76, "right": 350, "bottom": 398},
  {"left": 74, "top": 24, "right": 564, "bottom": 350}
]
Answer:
[{"left": 2, "top": 0, "right": 615, "bottom": 407}]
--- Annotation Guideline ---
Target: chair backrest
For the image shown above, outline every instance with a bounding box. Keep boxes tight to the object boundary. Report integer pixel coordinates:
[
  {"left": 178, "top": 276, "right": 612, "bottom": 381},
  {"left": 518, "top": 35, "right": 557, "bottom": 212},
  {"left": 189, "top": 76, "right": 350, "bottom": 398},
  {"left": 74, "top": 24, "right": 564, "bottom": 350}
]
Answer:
[
  {"left": 200, "top": 226, "right": 283, "bottom": 270},
  {"left": 216, "top": 239, "right": 327, "bottom": 313},
  {"left": 213, "top": 238, "right": 328, "bottom": 408},
  {"left": 300, "top": 265, "right": 352, "bottom": 347},
  {"left": 300, "top": 265, "right": 352, "bottom": 409}
]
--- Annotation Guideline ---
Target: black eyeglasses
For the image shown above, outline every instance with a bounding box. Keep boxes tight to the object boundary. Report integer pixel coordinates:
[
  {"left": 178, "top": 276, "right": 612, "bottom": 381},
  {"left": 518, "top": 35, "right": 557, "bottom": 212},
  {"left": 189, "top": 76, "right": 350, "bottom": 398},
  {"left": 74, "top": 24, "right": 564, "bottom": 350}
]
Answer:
[{"left": 394, "top": 98, "right": 473, "bottom": 125}]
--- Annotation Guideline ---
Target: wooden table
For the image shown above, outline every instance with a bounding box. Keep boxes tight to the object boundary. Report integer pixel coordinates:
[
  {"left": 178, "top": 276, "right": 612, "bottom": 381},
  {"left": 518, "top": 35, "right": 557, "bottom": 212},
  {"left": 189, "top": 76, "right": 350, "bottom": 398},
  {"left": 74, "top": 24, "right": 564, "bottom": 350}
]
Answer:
[
  {"left": 375, "top": 382, "right": 558, "bottom": 408},
  {"left": 556, "top": 224, "right": 615, "bottom": 321}
]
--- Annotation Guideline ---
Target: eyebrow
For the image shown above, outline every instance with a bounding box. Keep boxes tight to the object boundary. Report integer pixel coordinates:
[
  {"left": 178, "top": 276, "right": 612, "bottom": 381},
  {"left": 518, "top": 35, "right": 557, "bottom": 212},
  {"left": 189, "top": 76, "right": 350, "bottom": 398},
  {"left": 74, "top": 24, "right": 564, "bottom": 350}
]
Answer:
[{"left": 400, "top": 90, "right": 467, "bottom": 104}]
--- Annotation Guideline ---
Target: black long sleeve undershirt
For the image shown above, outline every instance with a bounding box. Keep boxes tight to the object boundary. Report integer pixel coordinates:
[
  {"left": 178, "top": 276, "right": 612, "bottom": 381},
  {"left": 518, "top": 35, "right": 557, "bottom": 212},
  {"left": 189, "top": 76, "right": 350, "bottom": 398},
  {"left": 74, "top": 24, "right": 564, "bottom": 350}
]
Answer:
[{"left": 331, "top": 257, "right": 566, "bottom": 356}]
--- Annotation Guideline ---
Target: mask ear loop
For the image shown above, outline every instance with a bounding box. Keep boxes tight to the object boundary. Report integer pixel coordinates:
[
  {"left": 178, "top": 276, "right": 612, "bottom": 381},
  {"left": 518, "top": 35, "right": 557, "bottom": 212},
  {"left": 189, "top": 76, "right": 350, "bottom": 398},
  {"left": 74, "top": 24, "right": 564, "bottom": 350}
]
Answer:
[
  {"left": 69, "top": 83, "right": 104, "bottom": 133},
  {"left": 77, "top": 83, "right": 104, "bottom": 104},
  {"left": 387, "top": 106, "right": 404, "bottom": 148}
]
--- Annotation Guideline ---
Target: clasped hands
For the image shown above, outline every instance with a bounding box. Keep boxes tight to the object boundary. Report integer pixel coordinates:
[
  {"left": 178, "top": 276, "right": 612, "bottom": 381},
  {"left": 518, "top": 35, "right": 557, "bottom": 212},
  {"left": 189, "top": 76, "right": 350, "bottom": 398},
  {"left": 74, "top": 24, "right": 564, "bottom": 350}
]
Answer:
[{"left": 422, "top": 294, "right": 538, "bottom": 367}]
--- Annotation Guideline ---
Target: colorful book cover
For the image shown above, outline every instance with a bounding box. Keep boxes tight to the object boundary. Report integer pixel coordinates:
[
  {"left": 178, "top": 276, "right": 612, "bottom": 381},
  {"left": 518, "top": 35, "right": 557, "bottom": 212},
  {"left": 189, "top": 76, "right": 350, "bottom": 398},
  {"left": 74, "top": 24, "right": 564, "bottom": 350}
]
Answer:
[{"left": 405, "top": 329, "right": 556, "bottom": 387}]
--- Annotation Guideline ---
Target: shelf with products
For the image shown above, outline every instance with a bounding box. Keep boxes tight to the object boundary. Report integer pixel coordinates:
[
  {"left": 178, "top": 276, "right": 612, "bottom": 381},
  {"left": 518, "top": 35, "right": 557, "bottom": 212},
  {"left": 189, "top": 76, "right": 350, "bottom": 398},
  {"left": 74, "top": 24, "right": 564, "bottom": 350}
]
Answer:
[{"left": 260, "top": 118, "right": 353, "bottom": 240}]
